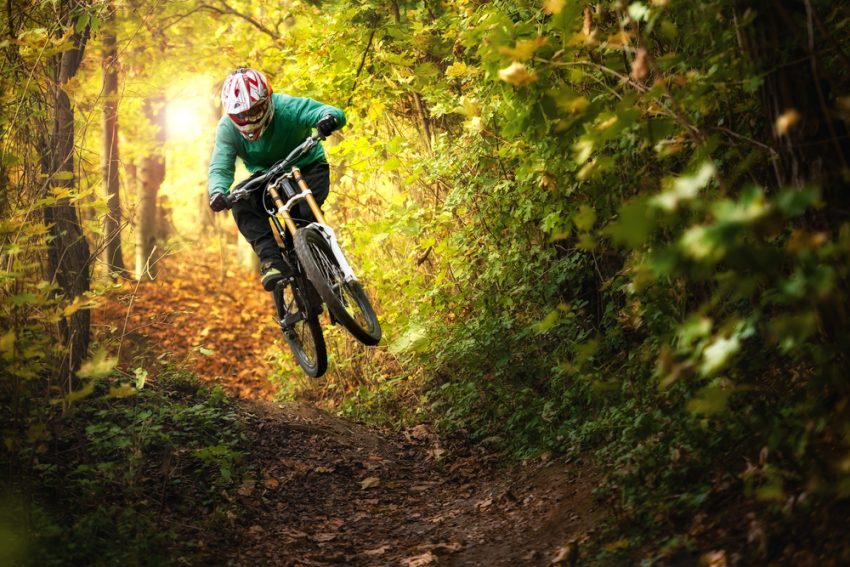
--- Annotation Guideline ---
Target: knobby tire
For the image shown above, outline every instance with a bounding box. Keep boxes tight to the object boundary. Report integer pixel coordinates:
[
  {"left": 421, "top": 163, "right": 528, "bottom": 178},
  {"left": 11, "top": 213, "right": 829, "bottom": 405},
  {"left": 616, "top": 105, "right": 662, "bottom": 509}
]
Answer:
[
  {"left": 294, "top": 227, "right": 382, "bottom": 346},
  {"left": 273, "top": 277, "right": 327, "bottom": 377}
]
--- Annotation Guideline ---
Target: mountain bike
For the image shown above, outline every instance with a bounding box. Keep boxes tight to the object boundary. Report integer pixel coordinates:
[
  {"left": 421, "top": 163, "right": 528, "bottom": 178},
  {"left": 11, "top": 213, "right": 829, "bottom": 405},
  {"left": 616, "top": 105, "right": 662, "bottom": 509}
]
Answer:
[{"left": 225, "top": 134, "right": 382, "bottom": 377}]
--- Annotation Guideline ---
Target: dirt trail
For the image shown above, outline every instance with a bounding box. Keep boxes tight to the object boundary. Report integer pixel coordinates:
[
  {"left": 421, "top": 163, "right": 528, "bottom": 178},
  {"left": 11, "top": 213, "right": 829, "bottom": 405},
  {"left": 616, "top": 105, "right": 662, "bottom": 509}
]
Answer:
[
  {"left": 225, "top": 400, "right": 601, "bottom": 567},
  {"left": 95, "top": 252, "right": 604, "bottom": 566}
]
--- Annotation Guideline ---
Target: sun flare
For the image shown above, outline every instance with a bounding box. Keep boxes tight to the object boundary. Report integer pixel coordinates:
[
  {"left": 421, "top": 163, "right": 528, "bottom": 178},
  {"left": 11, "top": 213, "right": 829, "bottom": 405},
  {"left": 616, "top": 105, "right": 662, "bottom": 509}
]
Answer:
[{"left": 166, "top": 98, "right": 207, "bottom": 142}]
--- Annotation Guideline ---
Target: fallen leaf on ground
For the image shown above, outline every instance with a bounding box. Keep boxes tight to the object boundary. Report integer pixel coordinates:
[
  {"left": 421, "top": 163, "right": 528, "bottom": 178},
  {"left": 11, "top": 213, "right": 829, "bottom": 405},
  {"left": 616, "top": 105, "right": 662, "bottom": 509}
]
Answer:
[
  {"left": 363, "top": 545, "right": 390, "bottom": 556},
  {"left": 361, "top": 476, "right": 381, "bottom": 490},
  {"left": 550, "top": 541, "right": 578, "bottom": 565},
  {"left": 428, "top": 448, "right": 446, "bottom": 460},
  {"left": 403, "top": 551, "right": 438, "bottom": 566},
  {"left": 248, "top": 525, "right": 264, "bottom": 537},
  {"left": 417, "top": 541, "right": 463, "bottom": 554}
]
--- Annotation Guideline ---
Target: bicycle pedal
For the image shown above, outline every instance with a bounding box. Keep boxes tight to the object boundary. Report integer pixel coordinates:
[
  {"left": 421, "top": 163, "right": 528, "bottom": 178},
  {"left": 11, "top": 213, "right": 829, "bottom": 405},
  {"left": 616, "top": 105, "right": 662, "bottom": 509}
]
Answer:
[{"left": 280, "top": 311, "right": 305, "bottom": 328}]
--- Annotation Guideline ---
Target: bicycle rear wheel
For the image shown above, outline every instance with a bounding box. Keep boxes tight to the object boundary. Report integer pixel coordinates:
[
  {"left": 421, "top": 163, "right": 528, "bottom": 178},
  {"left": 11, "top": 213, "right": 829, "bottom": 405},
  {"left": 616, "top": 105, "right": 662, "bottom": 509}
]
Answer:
[
  {"left": 273, "top": 278, "right": 327, "bottom": 377},
  {"left": 294, "top": 226, "right": 382, "bottom": 346}
]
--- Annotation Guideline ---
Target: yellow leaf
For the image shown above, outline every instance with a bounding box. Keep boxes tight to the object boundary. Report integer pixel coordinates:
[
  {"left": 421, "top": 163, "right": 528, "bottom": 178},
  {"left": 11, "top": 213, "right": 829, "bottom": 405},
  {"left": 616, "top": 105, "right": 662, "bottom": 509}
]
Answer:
[
  {"left": 445, "top": 62, "right": 479, "bottom": 79},
  {"left": 63, "top": 296, "right": 85, "bottom": 317},
  {"left": 606, "top": 31, "right": 632, "bottom": 46},
  {"left": 543, "top": 0, "right": 565, "bottom": 14},
  {"left": 108, "top": 384, "right": 137, "bottom": 398},
  {"left": 775, "top": 108, "right": 801, "bottom": 136},
  {"left": 77, "top": 349, "right": 118, "bottom": 380},
  {"left": 498, "top": 62, "right": 538, "bottom": 86},
  {"left": 0, "top": 331, "right": 14, "bottom": 357},
  {"left": 498, "top": 37, "right": 546, "bottom": 61},
  {"left": 62, "top": 379, "right": 97, "bottom": 403}
]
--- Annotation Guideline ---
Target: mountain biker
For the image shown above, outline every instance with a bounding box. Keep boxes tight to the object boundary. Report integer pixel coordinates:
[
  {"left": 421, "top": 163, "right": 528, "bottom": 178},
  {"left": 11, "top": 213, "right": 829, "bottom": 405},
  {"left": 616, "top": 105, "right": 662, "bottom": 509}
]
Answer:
[{"left": 207, "top": 67, "right": 345, "bottom": 291}]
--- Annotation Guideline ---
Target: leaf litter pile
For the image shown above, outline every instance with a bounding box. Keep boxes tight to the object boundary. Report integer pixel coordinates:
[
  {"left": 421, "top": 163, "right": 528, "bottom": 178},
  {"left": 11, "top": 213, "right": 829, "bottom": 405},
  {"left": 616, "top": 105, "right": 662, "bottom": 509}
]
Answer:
[
  {"left": 95, "top": 253, "right": 603, "bottom": 565},
  {"left": 96, "top": 254, "right": 279, "bottom": 399}
]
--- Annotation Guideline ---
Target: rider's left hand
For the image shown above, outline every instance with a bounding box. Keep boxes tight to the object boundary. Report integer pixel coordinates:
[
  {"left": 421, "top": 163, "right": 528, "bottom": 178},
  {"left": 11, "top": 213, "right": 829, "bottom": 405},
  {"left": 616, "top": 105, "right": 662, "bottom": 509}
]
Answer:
[
  {"left": 209, "top": 192, "right": 230, "bottom": 212},
  {"left": 316, "top": 114, "right": 338, "bottom": 138}
]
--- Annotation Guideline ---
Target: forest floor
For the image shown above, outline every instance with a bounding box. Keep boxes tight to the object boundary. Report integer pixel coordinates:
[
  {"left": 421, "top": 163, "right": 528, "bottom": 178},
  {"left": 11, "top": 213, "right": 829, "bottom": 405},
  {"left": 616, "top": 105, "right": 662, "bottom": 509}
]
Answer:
[{"left": 93, "top": 251, "right": 605, "bottom": 566}]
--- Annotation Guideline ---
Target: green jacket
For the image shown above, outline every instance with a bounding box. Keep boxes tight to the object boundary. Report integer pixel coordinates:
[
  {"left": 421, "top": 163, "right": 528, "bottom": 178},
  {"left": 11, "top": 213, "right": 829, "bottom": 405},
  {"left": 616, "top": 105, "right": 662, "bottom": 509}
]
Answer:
[{"left": 207, "top": 93, "right": 346, "bottom": 197}]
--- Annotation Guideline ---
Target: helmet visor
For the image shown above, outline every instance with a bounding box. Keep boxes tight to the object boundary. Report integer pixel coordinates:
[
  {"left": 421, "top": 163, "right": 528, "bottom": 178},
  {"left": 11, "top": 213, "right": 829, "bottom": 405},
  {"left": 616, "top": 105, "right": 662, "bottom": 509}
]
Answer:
[{"left": 229, "top": 98, "right": 269, "bottom": 126}]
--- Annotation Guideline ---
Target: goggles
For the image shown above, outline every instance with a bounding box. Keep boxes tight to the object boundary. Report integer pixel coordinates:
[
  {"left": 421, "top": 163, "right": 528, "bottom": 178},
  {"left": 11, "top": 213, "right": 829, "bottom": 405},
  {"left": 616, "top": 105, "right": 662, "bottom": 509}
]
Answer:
[{"left": 229, "top": 98, "right": 269, "bottom": 126}]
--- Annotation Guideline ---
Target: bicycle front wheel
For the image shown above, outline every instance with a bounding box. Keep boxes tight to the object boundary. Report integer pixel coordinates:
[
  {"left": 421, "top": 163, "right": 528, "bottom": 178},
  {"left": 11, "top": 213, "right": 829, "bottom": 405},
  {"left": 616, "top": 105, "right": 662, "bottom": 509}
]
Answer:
[
  {"left": 273, "top": 278, "right": 327, "bottom": 377},
  {"left": 294, "top": 226, "right": 382, "bottom": 346}
]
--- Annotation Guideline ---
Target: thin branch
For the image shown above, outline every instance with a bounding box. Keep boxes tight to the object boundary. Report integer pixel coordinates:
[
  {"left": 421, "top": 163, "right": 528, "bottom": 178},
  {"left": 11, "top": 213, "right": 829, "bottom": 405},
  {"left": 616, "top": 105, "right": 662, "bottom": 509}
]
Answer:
[
  {"left": 7, "top": 0, "right": 15, "bottom": 39},
  {"left": 199, "top": 1, "right": 280, "bottom": 40},
  {"left": 347, "top": 25, "right": 377, "bottom": 107},
  {"left": 712, "top": 126, "right": 779, "bottom": 157}
]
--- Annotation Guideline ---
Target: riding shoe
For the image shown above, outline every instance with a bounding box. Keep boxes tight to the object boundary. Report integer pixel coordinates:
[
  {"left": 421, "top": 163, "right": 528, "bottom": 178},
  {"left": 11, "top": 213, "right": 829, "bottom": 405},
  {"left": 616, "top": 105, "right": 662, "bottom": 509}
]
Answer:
[{"left": 260, "top": 259, "right": 293, "bottom": 291}]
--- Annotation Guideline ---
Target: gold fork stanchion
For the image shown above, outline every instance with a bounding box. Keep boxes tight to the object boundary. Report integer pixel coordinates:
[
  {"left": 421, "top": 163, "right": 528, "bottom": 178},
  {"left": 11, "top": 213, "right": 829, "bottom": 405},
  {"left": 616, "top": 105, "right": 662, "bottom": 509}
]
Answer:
[
  {"left": 291, "top": 167, "right": 326, "bottom": 224},
  {"left": 268, "top": 184, "right": 298, "bottom": 234}
]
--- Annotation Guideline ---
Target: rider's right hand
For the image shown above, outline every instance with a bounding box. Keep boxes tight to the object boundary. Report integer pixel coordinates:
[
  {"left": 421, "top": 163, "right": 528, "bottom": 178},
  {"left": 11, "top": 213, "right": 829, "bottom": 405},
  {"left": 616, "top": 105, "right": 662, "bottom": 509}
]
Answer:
[{"left": 209, "top": 192, "right": 230, "bottom": 212}]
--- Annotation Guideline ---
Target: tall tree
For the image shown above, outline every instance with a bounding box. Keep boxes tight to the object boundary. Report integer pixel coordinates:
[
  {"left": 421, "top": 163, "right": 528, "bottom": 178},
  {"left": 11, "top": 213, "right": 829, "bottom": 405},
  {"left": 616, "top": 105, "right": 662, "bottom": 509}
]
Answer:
[
  {"left": 135, "top": 97, "right": 166, "bottom": 280},
  {"left": 744, "top": 0, "right": 850, "bottom": 213},
  {"left": 102, "top": 0, "right": 125, "bottom": 278},
  {"left": 44, "top": 0, "right": 92, "bottom": 378}
]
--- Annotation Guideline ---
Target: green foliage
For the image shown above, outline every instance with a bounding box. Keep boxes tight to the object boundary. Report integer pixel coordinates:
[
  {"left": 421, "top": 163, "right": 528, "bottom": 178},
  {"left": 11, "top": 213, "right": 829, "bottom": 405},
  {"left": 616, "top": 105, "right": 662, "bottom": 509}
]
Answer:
[
  {"left": 3, "top": 0, "right": 850, "bottom": 561},
  {"left": 0, "top": 367, "right": 245, "bottom": 565},
  {"left": 257, "top": 0, "right": 850, "bottom": 559}
]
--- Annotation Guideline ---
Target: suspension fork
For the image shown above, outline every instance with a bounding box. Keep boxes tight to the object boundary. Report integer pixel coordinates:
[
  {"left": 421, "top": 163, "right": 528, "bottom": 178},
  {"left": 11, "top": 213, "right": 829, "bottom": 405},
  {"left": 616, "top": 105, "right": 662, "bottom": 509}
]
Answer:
[
  {"left": 266, "top": 169, "right": 358, "bottom": 283},
  {"left": 266, "top": 167, "right": 325, "bottom": 233}
]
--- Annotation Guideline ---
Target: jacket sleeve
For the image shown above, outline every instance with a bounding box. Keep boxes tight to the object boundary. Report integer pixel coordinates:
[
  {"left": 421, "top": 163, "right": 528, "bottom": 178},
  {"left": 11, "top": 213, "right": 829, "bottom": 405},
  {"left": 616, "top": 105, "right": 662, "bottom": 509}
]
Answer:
[
  {"left": 207, "top": 119, "right": 238, "bottom": 197},
  {"left": 288, "top": 96, "right": 347, "bottom": 130}
]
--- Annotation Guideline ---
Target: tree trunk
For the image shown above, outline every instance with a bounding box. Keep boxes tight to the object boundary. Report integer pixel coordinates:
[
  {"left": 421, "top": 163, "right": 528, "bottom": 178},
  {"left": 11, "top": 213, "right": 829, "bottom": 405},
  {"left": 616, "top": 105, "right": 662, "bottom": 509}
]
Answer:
[
  {"left": 44, "top": 13, "right": 91, "bottom": 380},
  {"left": 747, "top": 0, "right": 850, "bottom": 217},
  {"left": 102, "top": 1, "right": 125, "bottom": 278},
  {"left": 135, "top": 97, "right": 166, "bottom": 280}
]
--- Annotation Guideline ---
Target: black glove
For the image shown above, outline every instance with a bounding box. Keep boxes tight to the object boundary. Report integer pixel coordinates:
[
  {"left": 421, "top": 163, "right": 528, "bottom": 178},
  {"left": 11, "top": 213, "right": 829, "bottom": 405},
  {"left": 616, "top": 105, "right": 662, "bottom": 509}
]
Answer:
[
  {"left": 209, "top": 192, "right": 229, "bottom": 212},
  {"left": 316, "top": 114, "right": 338, "bottom": 138}
]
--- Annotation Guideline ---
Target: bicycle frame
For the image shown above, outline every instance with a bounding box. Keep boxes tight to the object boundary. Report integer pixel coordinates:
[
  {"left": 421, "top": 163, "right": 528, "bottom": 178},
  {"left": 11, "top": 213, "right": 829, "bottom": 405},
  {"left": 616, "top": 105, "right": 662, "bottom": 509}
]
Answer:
[{"left": 265, "top": 168, "right": 359, "bottom": 284}]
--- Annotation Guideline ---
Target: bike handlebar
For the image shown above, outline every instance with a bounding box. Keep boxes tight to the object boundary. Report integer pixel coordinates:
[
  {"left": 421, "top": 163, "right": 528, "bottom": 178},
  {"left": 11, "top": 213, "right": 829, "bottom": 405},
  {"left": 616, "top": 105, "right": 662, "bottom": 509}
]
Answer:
[{"left": 225, "top": 134, "right": 323, "bottom": 207}]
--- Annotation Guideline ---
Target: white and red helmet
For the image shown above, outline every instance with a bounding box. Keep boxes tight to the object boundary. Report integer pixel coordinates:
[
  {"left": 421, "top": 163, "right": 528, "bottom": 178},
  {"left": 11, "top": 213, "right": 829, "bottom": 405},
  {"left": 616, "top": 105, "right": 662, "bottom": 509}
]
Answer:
[{"left": 221, "top": 68, "right": 274, "bottom": 140}]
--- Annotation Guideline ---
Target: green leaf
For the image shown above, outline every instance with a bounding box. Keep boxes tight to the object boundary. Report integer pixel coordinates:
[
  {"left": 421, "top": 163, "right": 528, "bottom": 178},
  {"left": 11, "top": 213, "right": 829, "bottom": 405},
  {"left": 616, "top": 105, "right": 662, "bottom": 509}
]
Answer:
[
  {"left": 774, "top": 187, "right": 820, "bottom": 217},
  {"left": 652, "top": 162, "right": 715, "bottom": 211},
  {"left": 605, "top": 198, "right": 655, "bottom": 248},
  {"left": 389, "top": 325, "right": 429, "bottom": 354},
  {"left": 573, "top": 205, "right": 597, "bottom": 232},
  {"left": 686, "top": 383, "right": 732, "bottom": 416},
  {"left": 700, "top": 335, "right": 740, "bottom": 375},
  {"left": 534, "top": 309, "right": 560, "bottom": 334},
  {"left": 134, "top": 367, "right": 148, "bottom": 390},
  {"left": 75, "top": 13, "right": 90, "bottom": 33}
]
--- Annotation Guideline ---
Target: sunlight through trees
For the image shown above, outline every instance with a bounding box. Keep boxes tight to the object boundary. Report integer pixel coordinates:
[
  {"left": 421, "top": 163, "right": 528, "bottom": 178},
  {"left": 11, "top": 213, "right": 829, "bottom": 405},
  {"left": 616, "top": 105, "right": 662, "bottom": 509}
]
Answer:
[{"left": 1, "top": 0, "right": 849, "bottom": 563}]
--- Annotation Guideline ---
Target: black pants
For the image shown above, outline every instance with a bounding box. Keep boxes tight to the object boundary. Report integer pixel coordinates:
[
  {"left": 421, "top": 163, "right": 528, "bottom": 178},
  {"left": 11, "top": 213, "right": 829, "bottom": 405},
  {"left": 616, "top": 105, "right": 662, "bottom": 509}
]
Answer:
[{"left": 231, "top": 161, "right": 330, "bottom": 268}]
